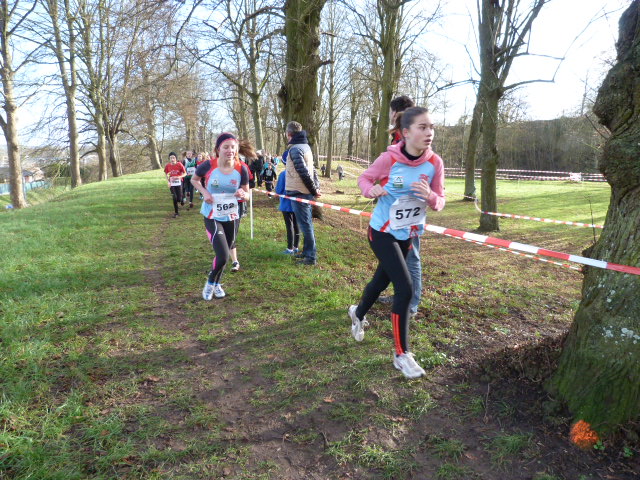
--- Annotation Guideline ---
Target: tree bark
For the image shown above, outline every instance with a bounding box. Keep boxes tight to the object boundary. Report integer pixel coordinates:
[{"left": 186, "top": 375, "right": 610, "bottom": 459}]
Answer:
[
  {"left": 248, "top": 24, "right": 265, "bottom": 150},
  {"left": 478, "top": 90, "right": 500, "bottom": 232},
  {"left": 373, "top": 1, "right": 402, "bottom": 159},
  {"left": 548, "top": 1, "right": 640, "bottom": 433},
  {"left": 47, "top": 0, "right": 82, "bottom": 188},
  {"left": 1, "top": 90, "right": 26, "bottom": 209},
  {"left": 278, "top": 0, "right": 327, "bottom": 149},
  {"left": 347, "top": 89, "right": 357, "bottom": 158},
  {"left": 464, "top": 97, "right": 483, "bottom": 199},
  {"left": 107, "top": 130, "right": 122, "bottom": 177},
  {"left": 325, "top": 30, "right": 336, "bottom": 178},
  {"left": 95, "top": 112, "right": 108, "bottom": 180},
  {"left": 0, "top": 2, "right": 26, "bottom": 208},
  {"left": 144, "top": 95, "right": 162, "bottom": 169}
]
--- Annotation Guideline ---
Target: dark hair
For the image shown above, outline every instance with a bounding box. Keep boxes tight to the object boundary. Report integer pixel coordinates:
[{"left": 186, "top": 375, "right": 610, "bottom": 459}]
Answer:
[
  {"left": 390, "top": 95, "right": 415, "bottom": 114},
  {"left": 215, "top": 132, "right": 237, "bottom": 153},
  {"left": 400, "top": 107, "right": 429, "bottom": 131},
  {"left": 286, "top": 121, "right": 302, "bottom": 135}
]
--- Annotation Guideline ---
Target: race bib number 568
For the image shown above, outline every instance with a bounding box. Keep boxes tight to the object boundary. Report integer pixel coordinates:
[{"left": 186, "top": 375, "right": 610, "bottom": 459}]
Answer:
[{"left": 389, "top": 196, "right": 426, "bottom": 230}]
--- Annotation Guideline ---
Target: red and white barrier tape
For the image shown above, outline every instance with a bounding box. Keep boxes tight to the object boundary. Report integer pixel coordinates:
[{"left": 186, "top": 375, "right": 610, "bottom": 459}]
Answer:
[
  {"left": 255, "top": 189, "right": 640, "bottom": 276},
  {"left": 446, "top": 191, "right": 605, "bottom": 229},
  {"left": 444, "top": 233, "right": 582, "bottom": 271},
  {"left": 477, "top": 210, "right": 604, "bottom": 229},
  {"left": 445, "top": 167, "right": 605, "bottom": 177}
]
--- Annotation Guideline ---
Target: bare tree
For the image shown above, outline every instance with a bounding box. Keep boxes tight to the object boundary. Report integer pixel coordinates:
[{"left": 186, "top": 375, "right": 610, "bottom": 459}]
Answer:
[
  {"left": 465, "top": 0, "right": 552, "bottom": 230},
  {"left": 0, "top": 0, "right": 39, "bottom": 209},
  {"left": 188, "top": 0, "right": 282, "bottom": 151},
  {"left": 75, "top": 0, "right": 110, "bottom": 179},
  {"left": 40, "top": 0, "right": 83, "bottom": 188},
  {"left": 347, "top": 0, "right": 442, "bottom": 158}
]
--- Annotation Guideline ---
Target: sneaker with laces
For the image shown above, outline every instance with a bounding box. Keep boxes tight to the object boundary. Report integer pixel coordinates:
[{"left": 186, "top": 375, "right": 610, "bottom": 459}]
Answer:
[
  {"left": 282, "top": 249, "right": 295, "bottom": 255},
  {"left": 231, "top": 261, "right": 240, "bottom": 272},
  {"left": 213, "top": 284, "right": 225, "bottom": 298},
  {"left": 202, "top": 281, "right": 215, "bottom": 300},
  {"left": 348, "top": 305, "right": 369, "bottom": 342},
  {"left": 393, "top": 352, "right": 426, "bottom": 379}
]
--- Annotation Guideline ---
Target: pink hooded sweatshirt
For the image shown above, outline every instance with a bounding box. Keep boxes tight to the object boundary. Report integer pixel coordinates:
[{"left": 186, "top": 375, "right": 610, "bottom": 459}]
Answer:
[{"left": 358, "top": 142, "right": 445, "bottom": 212}]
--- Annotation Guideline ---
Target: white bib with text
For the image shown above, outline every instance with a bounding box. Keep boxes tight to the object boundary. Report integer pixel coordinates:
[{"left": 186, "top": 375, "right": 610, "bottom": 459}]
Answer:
[
  {"left": 213, "top": 193, "right": 239, "bottom": 219},
  {"left": 388, "top": 196, "right": 426, "bottom": 230}
]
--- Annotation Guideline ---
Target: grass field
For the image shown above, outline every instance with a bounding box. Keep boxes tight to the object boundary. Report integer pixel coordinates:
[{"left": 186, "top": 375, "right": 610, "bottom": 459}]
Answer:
[{"left": 1, "top": 169, "right": 636, "bottom": 479}]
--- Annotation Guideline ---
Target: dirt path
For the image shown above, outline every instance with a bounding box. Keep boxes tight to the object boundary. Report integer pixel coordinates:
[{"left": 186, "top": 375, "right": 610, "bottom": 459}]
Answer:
[{"left": 131, "top": 202, "right": 638, "bottom": 480}]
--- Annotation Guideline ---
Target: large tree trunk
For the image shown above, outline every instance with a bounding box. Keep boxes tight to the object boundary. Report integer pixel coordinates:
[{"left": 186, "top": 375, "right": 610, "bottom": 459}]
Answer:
[
  {"left": 478, "top": 90, "right": 500, "bottom": 232},
  {"left": 144, "top": 95, "right": 162, "bottom": 169},
  {"left": 249, "top": 91, "right": 264, "bottom": 151},
  {"left": 464, "top": 97, "right": 483, "bottom": 199},
  {"left": 548, "top": 1, "right": 640, "bottom": 433},
  {"left": 66, "top": 100, "right": 82, "bottom": 187},
  {"left": 248, "top": 45, "right": 265, "bottom": 150},
  {"left": 347, "top": 93, "right": 357, "bottom": 158},
  {"left": 46, "top": 0, "right": 83, "bottom": 188},
  {"left": 1, "top": 56, "right": 26, "bottom": 208},
  {"left": 95, "top": 113, "right": 108, "bottom": 181},
  {"left": 373, "top": 1, "right": 402, "bottom": 159},
  {"left": 3, "top": 101, "right": 26, "bottom": 209},
  {"left": 279, "top": 0, "right": 327, "bottom": 150},
  {"left": 325, "top": 35, "right": 336, "bottom": 178},
  {"left": 107, "top": 130, "right": 122, "bottom": 177}
]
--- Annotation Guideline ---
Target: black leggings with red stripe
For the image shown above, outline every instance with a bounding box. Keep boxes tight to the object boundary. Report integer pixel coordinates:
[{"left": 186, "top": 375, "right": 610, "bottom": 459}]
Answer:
[{"left": 355, "top": 226, "right": 413, "bottom": 355}]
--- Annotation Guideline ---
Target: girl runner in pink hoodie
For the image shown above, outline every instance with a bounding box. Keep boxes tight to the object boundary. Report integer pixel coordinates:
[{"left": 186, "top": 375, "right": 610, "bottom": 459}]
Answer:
[{"left": 348, "top": 107, "right": 445, "bottom": 379}]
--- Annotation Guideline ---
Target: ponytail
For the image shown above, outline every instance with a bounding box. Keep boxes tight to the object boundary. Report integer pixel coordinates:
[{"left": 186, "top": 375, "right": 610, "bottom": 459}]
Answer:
[{"left": 238, "top": 139, "right": 257, "bottom": 160}]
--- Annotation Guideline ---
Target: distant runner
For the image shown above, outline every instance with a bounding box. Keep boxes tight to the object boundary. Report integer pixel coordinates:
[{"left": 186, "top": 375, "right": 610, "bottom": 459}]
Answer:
[
  {"left": 164, "top": 152, "right": 186, "bottom": 218},
  {"left": 182, "top": 150, "right": 197, "bottom": 209}
]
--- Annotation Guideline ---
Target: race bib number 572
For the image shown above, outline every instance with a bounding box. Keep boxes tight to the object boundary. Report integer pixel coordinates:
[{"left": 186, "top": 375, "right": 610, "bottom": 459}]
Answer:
[{"left": 389, "top": 196, "right": 426, "bottom": 230}]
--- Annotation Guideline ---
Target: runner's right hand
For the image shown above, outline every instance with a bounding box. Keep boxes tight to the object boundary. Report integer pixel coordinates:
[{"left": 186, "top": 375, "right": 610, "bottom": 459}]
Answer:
[{"left": 368, "top": 185, "right": 388, "bottom": 198}]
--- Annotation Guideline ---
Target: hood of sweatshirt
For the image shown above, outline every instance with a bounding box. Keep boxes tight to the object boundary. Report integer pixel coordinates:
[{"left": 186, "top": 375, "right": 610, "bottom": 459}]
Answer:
[
  {"left": 385, "top": 141, "right": 434, "bottom": 166},
  {"left": 288, "top": 130, "right": 309, "bottom": 145}
]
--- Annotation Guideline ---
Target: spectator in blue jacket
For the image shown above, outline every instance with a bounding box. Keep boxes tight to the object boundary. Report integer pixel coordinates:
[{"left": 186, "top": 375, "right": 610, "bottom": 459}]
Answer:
[{"left": 276, "top": 150, "right": 299, "bottom": 254}]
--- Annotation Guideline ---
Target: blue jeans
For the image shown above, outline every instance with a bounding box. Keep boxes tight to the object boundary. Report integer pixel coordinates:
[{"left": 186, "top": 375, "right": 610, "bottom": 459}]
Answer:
[
  {"left": 406, "top": 236, "right": 422, "bottom": 314},
  {"left": 288, "top": 192, "right": 316, "bottom": 261}
]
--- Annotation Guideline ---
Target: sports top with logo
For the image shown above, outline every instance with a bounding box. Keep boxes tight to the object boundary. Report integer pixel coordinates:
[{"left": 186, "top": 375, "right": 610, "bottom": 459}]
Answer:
[
  {"left": 164, "top": 162, "right": 186, "bottom": 179},
  {"left": 195, "top": 160, "right": 248, "bottom": 222},
  {"left": 184, "top": 157, "right": 198, "bottom": 179},
  {"left": 369, "top": 156, "right": 439, "bottom": 240}
]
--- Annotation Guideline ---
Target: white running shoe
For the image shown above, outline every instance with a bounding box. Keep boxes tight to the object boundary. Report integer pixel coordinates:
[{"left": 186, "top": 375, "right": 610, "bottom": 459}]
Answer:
[
  {"left": 393, "top": 352, "right": 426, "bottom": 379},
  {"left": 231, "top": 261, "right": 240, "bottom": 272},
  {"left": 348, "top": 305, "right": 369, "bottom": 342},
  {"left": 202, "top": 281, "right": 215, "bottom": 301},
  {"left": 213, "top": 284, "right": 226, "bottom": 298}
]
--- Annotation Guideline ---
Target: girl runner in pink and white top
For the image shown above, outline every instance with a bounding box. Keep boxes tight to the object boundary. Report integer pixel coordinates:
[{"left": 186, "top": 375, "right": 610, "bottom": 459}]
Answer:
[{"left": 191, "top": 133, "right": 249, "bottom": 300}]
